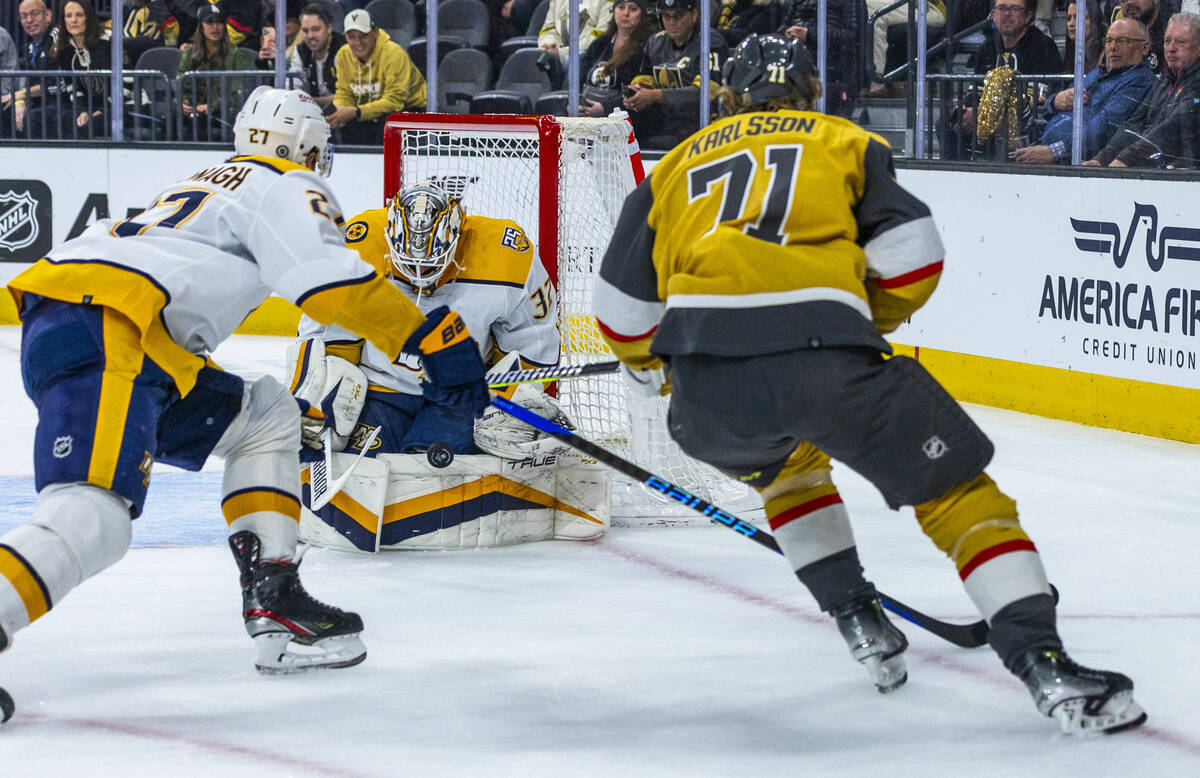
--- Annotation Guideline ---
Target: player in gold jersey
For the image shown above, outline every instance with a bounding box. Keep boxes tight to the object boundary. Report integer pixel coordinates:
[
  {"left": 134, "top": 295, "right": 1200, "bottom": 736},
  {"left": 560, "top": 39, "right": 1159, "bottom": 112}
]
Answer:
[{"left": 594, "top": 34, "right": 1145, "bottom": 735}]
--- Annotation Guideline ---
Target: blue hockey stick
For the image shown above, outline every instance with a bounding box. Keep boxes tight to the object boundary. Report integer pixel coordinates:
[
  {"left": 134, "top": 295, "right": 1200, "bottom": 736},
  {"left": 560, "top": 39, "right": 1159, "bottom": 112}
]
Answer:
[{"left": 491, "top": 394, "right": 992, "bottom": 649}]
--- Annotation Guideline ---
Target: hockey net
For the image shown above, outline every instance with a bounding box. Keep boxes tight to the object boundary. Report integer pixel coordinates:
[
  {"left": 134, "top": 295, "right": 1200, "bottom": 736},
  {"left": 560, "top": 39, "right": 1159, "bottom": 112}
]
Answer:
[{"left": 383, "top": 114, "right": 762, "bottom": 523}]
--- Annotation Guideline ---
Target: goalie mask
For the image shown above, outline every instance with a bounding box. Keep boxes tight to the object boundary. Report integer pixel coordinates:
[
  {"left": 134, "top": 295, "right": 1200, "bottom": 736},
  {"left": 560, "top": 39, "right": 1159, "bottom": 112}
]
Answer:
[
  {"left": 721, "top": 33, "right": 816, "bottom": 114},
  {"left": 386, "top": 184, "right": 465, "bottom": 289},
  {"left": 233, "top": 86, "right": 334, "bottom": 176}
]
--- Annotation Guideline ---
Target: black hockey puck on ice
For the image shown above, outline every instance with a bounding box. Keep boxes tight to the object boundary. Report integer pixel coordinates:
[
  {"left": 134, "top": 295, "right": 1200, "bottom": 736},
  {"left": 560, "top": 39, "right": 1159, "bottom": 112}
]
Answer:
[
  {"left": 427, "top": 441, "right": 454, "bottom": 469},
  {"left": 0, "top": 685, "right": 14, "bottom": 724}
]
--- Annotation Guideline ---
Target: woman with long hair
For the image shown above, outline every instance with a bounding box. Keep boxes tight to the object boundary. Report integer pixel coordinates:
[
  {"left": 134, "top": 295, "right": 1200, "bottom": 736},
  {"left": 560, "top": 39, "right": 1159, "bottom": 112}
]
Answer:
[
  {"left": 37, "top": 0, "right": 110, "bottom": 138},
  {"left": 178, "top": 3, "right": 256, "bottom": 140},
  {"left": 579, "top": 0, "right": 659, "bottom": 118},
  {"left": 1063, "top": 0, "right": 1105, "bottom": 73}
]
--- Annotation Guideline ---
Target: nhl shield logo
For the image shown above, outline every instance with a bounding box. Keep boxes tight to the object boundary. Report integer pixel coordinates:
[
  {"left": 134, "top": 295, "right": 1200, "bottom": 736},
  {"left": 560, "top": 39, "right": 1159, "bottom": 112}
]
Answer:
[
  {"left": 52, "top": 435, "right": 73, "bottom": 459},
  {"left": 0, "top": 190, "right": 40, "bottom": 252}
]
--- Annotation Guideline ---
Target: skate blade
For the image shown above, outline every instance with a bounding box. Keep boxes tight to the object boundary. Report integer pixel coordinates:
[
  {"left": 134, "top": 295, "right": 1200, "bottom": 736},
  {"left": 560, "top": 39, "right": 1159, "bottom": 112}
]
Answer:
[
  {"left": 862, "top": 653, "right": 908, "bottom": 694},
  {"left": 1053, "top": 690, "right": 1147, "bottom": 736},
  {"left": 252, "top": 632, "right": 367, "bottom": 675}
]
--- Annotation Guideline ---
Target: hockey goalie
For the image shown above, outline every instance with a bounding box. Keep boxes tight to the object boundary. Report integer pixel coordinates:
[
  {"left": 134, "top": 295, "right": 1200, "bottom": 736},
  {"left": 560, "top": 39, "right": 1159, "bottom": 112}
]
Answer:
[{"left": 286, "top": 183, "right": 610, "bottom": 552}]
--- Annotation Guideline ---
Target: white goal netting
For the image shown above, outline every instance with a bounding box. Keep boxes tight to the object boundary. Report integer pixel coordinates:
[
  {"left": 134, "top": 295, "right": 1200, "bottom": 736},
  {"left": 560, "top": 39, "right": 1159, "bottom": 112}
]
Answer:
[{"left": 384, "top": 115, "right": 762, "bottom": 523}]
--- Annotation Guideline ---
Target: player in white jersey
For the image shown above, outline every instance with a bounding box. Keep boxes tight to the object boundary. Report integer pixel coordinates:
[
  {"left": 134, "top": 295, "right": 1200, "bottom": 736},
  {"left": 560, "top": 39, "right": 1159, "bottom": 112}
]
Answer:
[
  {"left": 0, "top": 87, "right": 491, "bottom": 721},
  {"left": 287, "top": 184, "right": 611, "bottom": 554}
]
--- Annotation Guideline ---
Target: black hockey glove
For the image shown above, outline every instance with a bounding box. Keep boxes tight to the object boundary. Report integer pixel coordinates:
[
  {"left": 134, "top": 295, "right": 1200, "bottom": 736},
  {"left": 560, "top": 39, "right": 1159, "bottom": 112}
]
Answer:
[{"left": 403, "top": 306, "right": 490, "bottom": 417}]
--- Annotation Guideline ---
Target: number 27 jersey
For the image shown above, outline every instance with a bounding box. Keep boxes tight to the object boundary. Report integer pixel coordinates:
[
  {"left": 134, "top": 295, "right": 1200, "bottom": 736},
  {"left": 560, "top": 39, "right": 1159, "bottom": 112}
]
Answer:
[{"left": 8, "top": 155, "right": 422, "bottom": 397}]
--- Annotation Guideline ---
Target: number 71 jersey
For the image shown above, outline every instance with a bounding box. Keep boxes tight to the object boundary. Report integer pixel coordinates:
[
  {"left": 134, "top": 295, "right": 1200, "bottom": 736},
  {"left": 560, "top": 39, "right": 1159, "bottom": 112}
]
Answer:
[{"left": 592, "top": 109, "right": 945, "bottom": 367}]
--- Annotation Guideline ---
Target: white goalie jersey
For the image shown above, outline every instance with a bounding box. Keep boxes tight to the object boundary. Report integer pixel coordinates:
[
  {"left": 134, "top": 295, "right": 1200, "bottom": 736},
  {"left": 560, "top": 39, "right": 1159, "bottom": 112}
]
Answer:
[{"left": 296, "top": 208, "right": 561, "bottom": 393}]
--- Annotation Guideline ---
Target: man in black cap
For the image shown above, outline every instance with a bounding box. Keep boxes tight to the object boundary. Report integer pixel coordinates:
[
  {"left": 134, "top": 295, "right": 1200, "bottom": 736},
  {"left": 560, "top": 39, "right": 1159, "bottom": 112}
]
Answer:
[{"left": 623, "top": 0, "right": 729, "bottom": 149}]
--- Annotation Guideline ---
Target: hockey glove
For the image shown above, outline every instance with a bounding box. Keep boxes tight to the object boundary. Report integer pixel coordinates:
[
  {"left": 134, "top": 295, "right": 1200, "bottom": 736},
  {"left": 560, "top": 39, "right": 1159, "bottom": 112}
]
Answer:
[{"left": 403, "top": 306, "right": 490, "bottom": 417}]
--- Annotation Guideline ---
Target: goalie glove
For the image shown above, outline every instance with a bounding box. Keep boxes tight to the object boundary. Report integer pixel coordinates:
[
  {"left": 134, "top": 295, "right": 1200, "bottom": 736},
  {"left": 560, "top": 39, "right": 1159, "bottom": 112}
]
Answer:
[
  {"left": 474, "top": 381, "right": 574, "bottom": 460},
  {"left": 285, "top": 339, "right": 368, "bottom": 450}
]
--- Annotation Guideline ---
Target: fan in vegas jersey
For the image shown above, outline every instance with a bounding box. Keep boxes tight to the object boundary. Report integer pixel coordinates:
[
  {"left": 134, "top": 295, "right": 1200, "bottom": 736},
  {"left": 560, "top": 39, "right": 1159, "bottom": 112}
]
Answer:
[
  {"left": 0, "top": 87, "right": 490, "bottom": 720},
  {"left": 593, "top": 34, "right": 1146, "bottom": 736},
  {"left": 287, "top": 185, "right": 610, "bottom": 553}
]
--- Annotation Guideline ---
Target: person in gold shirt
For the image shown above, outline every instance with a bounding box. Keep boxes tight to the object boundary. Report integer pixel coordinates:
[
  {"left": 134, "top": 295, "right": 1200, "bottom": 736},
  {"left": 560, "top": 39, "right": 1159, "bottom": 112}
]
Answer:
[
  {"left": 327, "top": 9, "right": 426, "bottom": 145},
  {"left": 593, "top": 33, "right": 1145, "bottom": 736}
]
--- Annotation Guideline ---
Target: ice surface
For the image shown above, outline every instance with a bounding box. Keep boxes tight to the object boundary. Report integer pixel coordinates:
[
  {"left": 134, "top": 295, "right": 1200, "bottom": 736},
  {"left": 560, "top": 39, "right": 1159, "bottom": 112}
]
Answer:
[{"left": 0, "top": 330, "right": 1196, "bottom": 776}]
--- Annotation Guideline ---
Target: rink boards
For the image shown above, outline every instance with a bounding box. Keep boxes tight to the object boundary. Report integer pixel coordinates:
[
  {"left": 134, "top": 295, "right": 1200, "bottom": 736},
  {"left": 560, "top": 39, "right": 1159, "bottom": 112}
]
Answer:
[{"left": 1, "top": 147, "right": 1198, "bottom": 441}]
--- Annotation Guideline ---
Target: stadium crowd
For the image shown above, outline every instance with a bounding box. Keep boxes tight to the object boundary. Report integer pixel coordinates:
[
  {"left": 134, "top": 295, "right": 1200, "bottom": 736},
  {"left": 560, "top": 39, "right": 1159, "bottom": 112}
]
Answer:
[{"left": 1, "top": 0, "right": 1199, "bottom": 162}]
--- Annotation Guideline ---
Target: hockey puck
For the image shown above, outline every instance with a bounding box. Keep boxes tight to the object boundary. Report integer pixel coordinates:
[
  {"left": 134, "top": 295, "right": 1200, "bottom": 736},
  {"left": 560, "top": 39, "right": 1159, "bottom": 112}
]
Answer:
[
  {"left": 0, "top": 685, "right": 13, "bottom": 724},
  {"left": 427, "top": 441, "right": 454, "bottom": 469}
]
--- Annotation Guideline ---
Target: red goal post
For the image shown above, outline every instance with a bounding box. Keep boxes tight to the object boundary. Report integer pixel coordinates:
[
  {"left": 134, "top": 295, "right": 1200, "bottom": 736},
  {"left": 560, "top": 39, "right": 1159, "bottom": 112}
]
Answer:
[{"left": 382, "top": 113, "right": 760, "bottom": 521}]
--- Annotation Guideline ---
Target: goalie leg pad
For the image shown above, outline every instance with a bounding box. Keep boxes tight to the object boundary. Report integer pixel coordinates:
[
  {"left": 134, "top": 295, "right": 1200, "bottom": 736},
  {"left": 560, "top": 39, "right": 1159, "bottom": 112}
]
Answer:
[
  {"left": 381, "top": 454, "right": 609, "bottom": 550},
  {"left": 214, "top": 377, "right": 302, "bottom": 561},
  {"left": 299, "top": 455, "right": 390, "bottom": 552}
]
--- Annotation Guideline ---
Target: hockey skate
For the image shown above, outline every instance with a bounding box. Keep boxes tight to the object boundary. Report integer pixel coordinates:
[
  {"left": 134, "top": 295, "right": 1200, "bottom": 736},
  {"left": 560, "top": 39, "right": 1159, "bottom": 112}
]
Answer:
[
  {"left": 229, "top": 532, "right": 367, "bottom": 675},
  {"left": 1013, "top": 648, "right": 1146, "bottom": 735},
  {"left": 831, "top": 594, "right": 908, "bottom": 693}
]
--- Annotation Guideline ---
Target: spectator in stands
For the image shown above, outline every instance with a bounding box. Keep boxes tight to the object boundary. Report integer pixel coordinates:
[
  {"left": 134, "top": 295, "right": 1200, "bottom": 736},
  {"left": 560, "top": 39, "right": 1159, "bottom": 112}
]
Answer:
[
  {"left": 285, "top": 3, "right": 344, "bottom": 110},
  {"left": 3, "top": 0, "right": 59, "bottom": 136},
  {"left": 257, "top": 2, "right": 304, "bottom": 68},
  {"left": 329, "top": 9, "right": 426, "bottom": 145},
  {"left": 1086, "top": 12, "right": 1200, "bottom": 166},
  {"left": 942, "top": 0, "right": 1062, "bottom": 159},
  {"left": 777, "top": 0, "right": 862, "bottom": 116},
  {"left": 19, "top": 0, "right": 110, "bottom": 139},
  {"left": 1111, "top": 0, "right": 1168, "bottom": 72},
  {"left": 258, "top": 0, "right": 303, "bottom": 62},
  {"left": 1063, "top": 0, "right": 1106, "bottom": 73},
  {"left": 179, "top": 3, "right": 257, "bottom": 140},
  {"left": 540, "top": 0, "right": 614, "bottom": 63},
  {"left": 863, "top": 0, "right": 946, "bottom": 97},
  {"left": 1016, "top": 17, "right": 1154, "bottom": 162},
  {"left": 716, "top": 0, "right": 781, "bottom": 48},
  {"left": 579, "top": 0, "right": 657, "bottom": 119},
  {"left": 0, "top": 25, "right": 15, "bottom": 136},
  {"left": 624, "top": 0, "right": 729, "bottom": 149}
]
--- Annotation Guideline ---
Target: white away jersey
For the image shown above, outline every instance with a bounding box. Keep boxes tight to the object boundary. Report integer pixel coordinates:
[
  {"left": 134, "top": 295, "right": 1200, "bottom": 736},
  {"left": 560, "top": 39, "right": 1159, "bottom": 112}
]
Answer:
[
  {"left": 297, "top": 209, "right": 560, "bottom": 394},
  {"left": 10, "top": 156, "right": 428, "bottom": 396}
]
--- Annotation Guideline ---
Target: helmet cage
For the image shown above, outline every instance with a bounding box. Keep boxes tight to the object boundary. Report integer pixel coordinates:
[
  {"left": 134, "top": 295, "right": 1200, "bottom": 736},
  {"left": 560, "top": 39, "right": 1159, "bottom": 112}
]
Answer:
[{"left": 386, "top": 186, "right": 465, "bottom": 289}]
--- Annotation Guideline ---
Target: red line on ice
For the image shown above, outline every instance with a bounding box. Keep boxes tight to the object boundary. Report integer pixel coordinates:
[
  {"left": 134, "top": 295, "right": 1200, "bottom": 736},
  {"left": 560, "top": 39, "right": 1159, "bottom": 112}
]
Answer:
[{"left": 595, "top": 540, "right": 1200, "bottom": 757}]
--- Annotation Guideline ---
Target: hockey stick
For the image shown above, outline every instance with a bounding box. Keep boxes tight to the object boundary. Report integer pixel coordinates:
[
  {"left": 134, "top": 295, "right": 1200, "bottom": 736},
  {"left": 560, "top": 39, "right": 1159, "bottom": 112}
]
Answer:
[
  {"left": 490, "top": 394, "right": 991, "bottom": 649},
  {"left": 309, "top": 425, "right": 382, "bottom": 510},
  {"left": 486, "top": 360, "right": 620, "bottom": 388}
]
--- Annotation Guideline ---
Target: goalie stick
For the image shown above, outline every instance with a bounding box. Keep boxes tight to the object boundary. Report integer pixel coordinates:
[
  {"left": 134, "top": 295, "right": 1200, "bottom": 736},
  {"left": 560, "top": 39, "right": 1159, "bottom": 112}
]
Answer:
[
  {"left": 486, "top": 361, "right": 620, "bottom": 388},
  {"left": 309, "top": 425, "right": 382, "bottom": 510},
  {"left": 490, "top": 394, "right": 992, "bottom": 649}
]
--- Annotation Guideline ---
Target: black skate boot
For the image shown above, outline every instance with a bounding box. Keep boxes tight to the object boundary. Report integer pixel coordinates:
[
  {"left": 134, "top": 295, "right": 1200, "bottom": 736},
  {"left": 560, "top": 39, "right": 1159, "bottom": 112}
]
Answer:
[
  {"left": 229, "top": 531, "right": 366, "bottom": 675},
  {"left": 831, "top": 594, "right": 908, "bottom": 693},
  {"left": 1012, "top": 648, "right": 1147, "bottom": 735}
]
